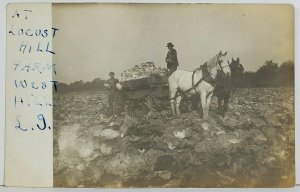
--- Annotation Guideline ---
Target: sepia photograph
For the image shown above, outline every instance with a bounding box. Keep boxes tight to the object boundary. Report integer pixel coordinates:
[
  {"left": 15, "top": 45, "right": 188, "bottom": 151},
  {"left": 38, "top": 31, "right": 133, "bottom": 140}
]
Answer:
[{"left": 52, "top": 3, "right": 295, "bottom": 187}]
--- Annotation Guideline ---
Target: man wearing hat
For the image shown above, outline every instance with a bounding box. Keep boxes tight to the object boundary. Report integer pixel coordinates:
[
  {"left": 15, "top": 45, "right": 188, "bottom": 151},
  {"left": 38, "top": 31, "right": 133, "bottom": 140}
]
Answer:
[
  {"left": 165, "top": 42, "right": 179, "bottom": 74},
  {"left": 106, "top": 72, "right": 120, "bottom": 116}
]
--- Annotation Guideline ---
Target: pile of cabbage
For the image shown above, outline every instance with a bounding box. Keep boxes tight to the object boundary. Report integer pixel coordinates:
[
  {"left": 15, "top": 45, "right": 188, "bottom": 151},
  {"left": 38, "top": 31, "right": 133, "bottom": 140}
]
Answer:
[{"left": 120, "top": 62, "right": 168, "bottom": 81}]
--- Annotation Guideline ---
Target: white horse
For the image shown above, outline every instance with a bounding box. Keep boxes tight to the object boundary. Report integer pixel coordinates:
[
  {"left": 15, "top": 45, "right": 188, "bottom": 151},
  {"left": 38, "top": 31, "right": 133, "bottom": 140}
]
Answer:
[{"left": 168, "top": 51, "right": 227, "bottom": 119}]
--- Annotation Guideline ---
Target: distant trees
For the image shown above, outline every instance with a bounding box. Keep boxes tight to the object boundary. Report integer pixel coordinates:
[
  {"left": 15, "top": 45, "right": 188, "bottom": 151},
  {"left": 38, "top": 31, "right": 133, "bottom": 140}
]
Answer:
[
  {"left": 55, "top": 60, "right": 294, "bottom": 93},
  {"left": 278, "top": 60, "right": 294, "bottom": 86},
  {"left": 239, "top": 60, "right": 294, "bottom": 88},
  {"left": 56, "top": 78, "right": 107, "bottom": 93}
]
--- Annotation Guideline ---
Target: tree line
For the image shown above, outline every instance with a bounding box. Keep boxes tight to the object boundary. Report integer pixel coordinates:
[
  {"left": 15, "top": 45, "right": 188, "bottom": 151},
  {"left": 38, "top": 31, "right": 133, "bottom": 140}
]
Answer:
[
  {"left": 237, "top": 60, "right": 294, "bottom": 88},
  {"left": 55, "top": 60, "right": 294, "bottom": 93},
  {"left": 56, "top": 78, "right": 107, "bottom": 93}
]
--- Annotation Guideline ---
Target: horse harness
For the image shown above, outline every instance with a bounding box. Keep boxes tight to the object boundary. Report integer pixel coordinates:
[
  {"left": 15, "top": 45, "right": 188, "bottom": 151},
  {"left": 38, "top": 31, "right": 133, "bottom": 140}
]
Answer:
[{"left": 169, "top": 63, "right": 220, "bottom": 101}]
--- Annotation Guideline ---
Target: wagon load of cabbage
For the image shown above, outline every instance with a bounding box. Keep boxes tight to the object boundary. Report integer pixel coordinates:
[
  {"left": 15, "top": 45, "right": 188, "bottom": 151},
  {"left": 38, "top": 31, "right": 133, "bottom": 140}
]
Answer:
[
  {"left": 120, "top": 62, "right": 169, "bottom": 88},
  {"left": 120, "top": 62, "right": 168, "bottom": 81}
]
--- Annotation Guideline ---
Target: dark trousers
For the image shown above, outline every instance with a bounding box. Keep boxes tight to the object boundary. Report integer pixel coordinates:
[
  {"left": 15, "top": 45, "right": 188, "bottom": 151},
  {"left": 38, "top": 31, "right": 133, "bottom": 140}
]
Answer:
[{"left": 108, "top": 92, "right": 119, "bottom": 115}]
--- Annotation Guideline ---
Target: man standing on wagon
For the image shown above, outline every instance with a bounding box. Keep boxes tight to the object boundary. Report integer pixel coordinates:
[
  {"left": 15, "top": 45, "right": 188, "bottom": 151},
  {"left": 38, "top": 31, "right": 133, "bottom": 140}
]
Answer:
[{"left": 165, "top": 42, "right": 179, "bottom": 74}]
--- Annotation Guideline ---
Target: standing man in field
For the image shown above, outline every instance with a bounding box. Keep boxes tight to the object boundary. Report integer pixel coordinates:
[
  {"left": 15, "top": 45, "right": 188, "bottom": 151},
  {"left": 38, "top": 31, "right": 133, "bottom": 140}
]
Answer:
[
  {"left": 165, "top": 42, "right": 179, "bottom": 74},
  {"left": 106, "top": 72, "right": 120, "bottom": 116}
]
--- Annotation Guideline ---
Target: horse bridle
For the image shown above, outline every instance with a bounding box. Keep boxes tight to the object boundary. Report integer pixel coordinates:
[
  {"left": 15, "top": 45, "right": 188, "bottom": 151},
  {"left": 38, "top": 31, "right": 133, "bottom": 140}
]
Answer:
[
  {"left": 219, "top": 63, "right": 231, "bottom": 69},
  {"left": 207, "top": 55, "right": 223, "bottom": 78}
]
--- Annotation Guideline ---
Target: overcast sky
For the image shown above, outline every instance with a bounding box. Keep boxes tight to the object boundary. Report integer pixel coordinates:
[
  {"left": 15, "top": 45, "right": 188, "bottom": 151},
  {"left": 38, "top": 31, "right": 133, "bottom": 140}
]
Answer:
[{"left": 53, "top": 3, "right": 294, "bottom": 84}]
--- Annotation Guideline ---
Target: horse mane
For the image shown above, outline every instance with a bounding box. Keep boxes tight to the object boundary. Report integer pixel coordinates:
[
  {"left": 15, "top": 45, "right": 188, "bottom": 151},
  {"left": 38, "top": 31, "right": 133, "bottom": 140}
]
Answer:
[{"left": 205, "top": 54, "right": 218, "bottom": 71}]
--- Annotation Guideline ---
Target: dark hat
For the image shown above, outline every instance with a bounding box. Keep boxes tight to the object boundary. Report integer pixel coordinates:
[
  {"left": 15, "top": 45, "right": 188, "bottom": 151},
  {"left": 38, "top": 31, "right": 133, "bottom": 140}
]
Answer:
[
  {"left": 166, "top": 42, "right": 174, "bottom": 47},
  {"left": 109, "top": 72, "right": 115, "bottom": 75}
]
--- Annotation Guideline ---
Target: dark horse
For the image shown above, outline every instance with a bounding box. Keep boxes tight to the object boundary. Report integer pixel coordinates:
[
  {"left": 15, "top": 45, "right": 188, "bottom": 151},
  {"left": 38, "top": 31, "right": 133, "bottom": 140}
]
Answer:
[
  {"left": 213, "top": 57, "right": 244, "bottom": 116},
  {"left": 229, "top": 57, "right": 244, "bottom": 88}
]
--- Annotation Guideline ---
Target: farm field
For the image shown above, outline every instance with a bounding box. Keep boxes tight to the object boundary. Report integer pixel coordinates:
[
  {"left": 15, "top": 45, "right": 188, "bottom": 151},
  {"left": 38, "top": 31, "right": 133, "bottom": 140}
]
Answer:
[{"left": 53, "top": 88, "right": 294, "bottom": 187}]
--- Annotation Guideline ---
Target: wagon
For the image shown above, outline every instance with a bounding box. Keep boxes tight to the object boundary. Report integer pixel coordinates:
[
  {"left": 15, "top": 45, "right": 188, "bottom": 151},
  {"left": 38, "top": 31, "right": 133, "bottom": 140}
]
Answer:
[{"left": 120, "top": 75, "right": 169, "bottom": 99}]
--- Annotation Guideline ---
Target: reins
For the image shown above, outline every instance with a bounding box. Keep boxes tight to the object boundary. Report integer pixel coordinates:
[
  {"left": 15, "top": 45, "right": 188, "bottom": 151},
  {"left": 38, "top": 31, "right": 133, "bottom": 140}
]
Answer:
[{"left": 220, "top": 63, "right": 231, "bottom": 69}]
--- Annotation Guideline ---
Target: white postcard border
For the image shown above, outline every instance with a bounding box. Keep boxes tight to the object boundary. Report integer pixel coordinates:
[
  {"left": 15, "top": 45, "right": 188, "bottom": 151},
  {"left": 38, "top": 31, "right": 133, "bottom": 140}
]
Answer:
[{"left": 0, "top": 0, "right": 299, "bottom": 189}]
